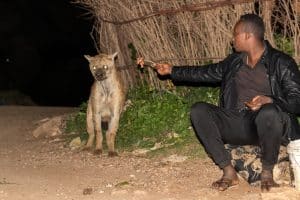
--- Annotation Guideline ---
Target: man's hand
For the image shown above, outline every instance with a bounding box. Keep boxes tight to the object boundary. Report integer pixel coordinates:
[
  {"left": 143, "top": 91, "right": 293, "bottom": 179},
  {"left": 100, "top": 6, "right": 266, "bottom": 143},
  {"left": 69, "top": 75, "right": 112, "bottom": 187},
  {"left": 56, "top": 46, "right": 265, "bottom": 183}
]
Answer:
[
  {"left": 155, "top": 63, "right": 173, "bottom": 75},
  {"left": 245, "top": 95, "right": 273, "bottom": 111},
  {"left": 136, "top": 57, "right": 145, "bottom": 68},
  {"left": 136, "top": 57, "right": 172, "bottom": 75}
]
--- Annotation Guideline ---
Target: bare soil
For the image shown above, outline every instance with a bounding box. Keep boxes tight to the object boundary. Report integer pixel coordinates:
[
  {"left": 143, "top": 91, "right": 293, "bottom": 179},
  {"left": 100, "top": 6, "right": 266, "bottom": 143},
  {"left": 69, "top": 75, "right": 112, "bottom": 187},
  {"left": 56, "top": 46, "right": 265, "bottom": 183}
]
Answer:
[{"left": 0, "top": 106, "right": 299, "bottom": 200}]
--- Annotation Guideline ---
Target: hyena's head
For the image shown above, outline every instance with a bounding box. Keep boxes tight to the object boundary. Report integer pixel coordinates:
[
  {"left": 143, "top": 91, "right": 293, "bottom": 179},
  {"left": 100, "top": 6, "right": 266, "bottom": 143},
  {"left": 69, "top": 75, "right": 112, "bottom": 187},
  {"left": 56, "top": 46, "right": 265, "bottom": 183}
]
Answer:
[{"left": 84, "top": 52, "right": 118, "bottom": 81}]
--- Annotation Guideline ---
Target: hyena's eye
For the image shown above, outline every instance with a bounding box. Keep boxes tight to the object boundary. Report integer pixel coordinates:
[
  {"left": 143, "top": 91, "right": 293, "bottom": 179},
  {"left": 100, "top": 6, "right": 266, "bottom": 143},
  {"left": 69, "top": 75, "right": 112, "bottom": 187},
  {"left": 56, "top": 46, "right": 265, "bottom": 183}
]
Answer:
[{"left": 103, "top": 65, "right": 108, "bottom": 69}]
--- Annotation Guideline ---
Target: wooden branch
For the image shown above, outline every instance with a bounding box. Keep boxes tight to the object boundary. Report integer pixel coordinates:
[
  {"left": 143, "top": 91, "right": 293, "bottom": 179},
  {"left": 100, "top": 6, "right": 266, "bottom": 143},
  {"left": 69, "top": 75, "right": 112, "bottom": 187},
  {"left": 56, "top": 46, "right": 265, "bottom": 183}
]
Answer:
[{"left": 98, "top": 0, "right": 271, "bottom": 25}]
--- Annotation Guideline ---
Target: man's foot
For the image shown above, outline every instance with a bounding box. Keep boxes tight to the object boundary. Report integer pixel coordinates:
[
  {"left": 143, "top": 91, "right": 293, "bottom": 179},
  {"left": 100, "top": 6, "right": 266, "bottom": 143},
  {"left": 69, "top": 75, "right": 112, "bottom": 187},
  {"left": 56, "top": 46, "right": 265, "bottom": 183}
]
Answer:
[
  {"left": 261, "top": 169, "right": 279, "bottom": 192},
  {"left": 212, "top": 177, "right": 239, "bottom": 191},
  {"left": 212, "top": 164, "right": 239, "bottom": 191}
]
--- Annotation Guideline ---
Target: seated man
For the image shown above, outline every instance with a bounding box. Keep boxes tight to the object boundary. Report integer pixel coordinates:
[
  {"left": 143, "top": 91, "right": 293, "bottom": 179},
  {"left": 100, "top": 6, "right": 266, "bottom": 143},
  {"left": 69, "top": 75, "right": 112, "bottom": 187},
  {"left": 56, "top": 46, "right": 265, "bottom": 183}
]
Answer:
[{"left": 138, "top": 13, "right": 300, "bottom": 192}]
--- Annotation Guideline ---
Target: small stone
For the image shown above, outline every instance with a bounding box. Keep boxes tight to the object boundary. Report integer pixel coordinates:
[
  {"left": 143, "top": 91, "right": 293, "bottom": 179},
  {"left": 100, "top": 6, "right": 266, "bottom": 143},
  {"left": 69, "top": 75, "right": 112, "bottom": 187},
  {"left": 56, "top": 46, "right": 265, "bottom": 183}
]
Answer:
[
  {"left": 130, "top": 174, "right": 136, "bottom": 179},
  {"left": 83, "top": 187, "right": 93, "bottom": 195},
  {"left": 162, "top": 154, "right": 188, "bottom": 163},
  {"left": 150, "top": 143, "right": 162, "bottom": 150},
  {"left": 115, "top": 181, "right": 130, "bottom": 187},
  {"left": 132, "top": 149, "right": 150, "bottom": 155},
  {"left": 69, "top": 137, "right": 82, "bottom": 149}
]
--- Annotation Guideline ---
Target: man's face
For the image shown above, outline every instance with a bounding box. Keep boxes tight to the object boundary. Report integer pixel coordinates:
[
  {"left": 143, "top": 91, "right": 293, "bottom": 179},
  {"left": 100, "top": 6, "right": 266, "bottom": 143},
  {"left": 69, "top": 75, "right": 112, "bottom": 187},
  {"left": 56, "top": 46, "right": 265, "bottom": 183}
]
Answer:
[{"left": 232, "top": 22, "right": 247, "bottom": 52}]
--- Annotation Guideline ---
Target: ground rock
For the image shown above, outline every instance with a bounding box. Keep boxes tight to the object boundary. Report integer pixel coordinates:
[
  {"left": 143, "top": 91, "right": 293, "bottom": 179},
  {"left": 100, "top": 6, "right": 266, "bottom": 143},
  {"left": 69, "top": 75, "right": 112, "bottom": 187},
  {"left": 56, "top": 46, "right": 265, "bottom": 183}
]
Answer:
[
  {"left": 69, "top": 137, "right": 82, "bottom": 149},
  {"left": 162, "top": 154, "right": 188, "bottom": 163},
  {"left": 32, "top": 116, "right": 65, "bottom": 138}
]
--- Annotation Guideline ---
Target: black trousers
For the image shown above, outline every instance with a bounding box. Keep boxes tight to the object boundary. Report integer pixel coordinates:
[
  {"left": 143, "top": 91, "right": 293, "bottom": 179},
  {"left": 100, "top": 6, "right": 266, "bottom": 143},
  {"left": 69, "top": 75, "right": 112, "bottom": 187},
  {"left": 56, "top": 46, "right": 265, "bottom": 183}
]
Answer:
[{"left": 190, "top": 102, "right": 289, "bottom": 170}]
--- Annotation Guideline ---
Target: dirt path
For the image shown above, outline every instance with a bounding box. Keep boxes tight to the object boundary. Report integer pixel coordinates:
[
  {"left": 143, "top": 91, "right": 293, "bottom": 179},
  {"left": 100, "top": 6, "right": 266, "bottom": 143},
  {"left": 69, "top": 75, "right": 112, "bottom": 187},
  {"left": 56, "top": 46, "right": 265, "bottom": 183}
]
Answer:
[{"left": 0, "top": 106, "right": 299, "bottom": 200}]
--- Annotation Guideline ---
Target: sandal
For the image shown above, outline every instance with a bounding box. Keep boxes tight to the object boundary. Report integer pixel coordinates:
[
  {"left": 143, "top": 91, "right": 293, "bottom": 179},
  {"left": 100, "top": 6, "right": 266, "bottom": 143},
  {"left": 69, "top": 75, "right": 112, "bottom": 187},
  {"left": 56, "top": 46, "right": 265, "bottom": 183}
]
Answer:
[{"left": 212, "top": 177, "right": 239, "bottom": 191}]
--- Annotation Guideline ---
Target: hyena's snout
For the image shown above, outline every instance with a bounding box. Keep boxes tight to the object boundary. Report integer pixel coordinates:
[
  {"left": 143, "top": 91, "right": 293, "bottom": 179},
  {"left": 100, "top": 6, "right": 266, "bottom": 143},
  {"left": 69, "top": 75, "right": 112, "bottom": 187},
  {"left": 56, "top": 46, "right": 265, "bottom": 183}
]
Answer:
[{"left": 95, "top": 69, "right": 107, "bottom": 81}]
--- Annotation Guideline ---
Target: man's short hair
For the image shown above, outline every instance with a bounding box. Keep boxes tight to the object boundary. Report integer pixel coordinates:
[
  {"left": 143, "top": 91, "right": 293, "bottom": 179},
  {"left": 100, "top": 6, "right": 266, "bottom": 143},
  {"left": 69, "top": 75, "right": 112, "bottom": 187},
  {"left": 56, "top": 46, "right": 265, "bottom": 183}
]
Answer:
[{"left": 238, "top": 14, "right": 265, "bottom": 41}]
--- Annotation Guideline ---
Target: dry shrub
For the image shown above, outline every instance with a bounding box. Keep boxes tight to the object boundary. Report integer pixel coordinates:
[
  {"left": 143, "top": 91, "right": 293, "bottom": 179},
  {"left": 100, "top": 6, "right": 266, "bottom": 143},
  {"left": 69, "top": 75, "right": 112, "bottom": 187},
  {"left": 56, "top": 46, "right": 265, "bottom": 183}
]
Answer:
[
  {"left": 73, "top": 0, "right": 299, "bottom": 89},
  {"left": 272, "top": 0, "right": 300, "bottom": 63}
]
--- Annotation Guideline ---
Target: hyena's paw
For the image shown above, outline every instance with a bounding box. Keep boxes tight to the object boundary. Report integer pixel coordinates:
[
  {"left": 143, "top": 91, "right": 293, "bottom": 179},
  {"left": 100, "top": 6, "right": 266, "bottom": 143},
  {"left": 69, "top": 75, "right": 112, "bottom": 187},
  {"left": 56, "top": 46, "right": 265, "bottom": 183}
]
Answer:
[
  {"left": 82, "top": 146, "right": 93, "bottom": 152},
  {"left": 93, "top": 149, "right": 103, "bottom": 155},
  {"left": 108, "top": 151, "right": 118, "bottom": 157}
]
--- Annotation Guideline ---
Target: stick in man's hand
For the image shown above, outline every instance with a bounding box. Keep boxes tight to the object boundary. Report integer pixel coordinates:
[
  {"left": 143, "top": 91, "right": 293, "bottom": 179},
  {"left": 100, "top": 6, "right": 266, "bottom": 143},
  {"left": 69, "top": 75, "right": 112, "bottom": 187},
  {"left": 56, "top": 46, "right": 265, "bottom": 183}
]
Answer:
[{"left": 136, "top": 57, "right": 157, "bottom": 69}]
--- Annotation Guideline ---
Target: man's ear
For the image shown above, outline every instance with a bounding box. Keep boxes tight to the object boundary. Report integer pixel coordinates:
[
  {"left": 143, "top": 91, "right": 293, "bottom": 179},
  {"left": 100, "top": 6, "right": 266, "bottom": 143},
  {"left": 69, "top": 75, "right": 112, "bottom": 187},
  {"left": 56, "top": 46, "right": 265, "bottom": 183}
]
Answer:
[
  {"left": 84, "top": 55, "right": 92, "bottom": 62},
  {"left": 245, "top": 32, "right": 252, "bottom": 40}
]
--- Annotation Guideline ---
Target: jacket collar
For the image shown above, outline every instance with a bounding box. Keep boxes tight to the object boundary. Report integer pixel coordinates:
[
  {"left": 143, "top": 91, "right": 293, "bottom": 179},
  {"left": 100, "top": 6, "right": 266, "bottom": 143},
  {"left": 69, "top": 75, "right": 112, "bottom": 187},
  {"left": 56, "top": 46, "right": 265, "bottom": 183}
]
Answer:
[
  {"left": 262, "top": 40, "right": 276, "bottom": 74},
  {"left": 262, "top": 40, "right": 275, "bottom": 64}
]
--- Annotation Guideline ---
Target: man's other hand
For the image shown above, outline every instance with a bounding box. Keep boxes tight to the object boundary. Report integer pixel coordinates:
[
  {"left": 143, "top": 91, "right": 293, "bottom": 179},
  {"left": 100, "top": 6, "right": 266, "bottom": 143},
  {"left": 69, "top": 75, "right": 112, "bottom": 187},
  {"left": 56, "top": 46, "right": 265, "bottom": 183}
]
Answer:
[{"left": 245, "top": 95, "right": 273, "bottom": 111}]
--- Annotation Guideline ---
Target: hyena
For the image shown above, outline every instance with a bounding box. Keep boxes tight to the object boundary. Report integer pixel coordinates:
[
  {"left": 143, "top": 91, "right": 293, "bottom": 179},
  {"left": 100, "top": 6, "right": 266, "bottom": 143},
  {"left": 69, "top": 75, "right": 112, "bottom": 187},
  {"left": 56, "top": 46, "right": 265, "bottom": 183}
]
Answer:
[{"left": 84, "top": 52, "right": 125, "bottom": 156}]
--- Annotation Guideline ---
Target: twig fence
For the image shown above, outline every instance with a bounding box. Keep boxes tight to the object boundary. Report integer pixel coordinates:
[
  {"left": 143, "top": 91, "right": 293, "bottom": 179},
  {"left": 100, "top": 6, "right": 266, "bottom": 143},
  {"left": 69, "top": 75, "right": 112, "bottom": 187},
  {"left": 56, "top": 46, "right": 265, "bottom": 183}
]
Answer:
[{"left": 74, "top": 0, "right": 300, "bottom": 90}]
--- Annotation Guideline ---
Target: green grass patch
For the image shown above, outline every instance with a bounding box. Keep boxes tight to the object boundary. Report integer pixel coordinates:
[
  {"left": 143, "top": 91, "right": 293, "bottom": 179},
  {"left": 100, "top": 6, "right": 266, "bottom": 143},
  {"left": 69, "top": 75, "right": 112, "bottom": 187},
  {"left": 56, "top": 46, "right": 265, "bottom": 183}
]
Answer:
[
  {"left": 64, "top": 103, "right": 88, "bottom": 142},
  {"left": 274, "top": 34, "right": 294, "bottom": 57},
  {"left": 64, "top": 85, "right": 219, "bottom": 157}
]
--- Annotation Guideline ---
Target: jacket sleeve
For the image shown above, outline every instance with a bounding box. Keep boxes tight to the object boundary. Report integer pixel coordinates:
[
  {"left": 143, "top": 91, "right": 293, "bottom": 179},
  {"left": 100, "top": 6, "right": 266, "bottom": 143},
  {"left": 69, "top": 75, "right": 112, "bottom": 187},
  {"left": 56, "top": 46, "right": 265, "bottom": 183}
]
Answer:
[
  {"left": 271, "top": 59, "right": 300, "bottom": 114},
  {"left": 170, "top": 55, "right": 234, "bottom": 83}
]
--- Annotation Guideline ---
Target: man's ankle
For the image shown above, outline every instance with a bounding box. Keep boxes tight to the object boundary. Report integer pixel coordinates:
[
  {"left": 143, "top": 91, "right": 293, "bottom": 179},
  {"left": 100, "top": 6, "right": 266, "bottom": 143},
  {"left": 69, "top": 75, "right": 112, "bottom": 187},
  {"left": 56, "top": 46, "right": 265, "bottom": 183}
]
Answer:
[
  {"left": 222, "top": 164, "right": 238, "bottom": 179},
  {"left": 261, "top": 168, "right": 273, "bottom": 179},
  {"left": 262, "top": 164, "right": 274, "bottom": 171}
]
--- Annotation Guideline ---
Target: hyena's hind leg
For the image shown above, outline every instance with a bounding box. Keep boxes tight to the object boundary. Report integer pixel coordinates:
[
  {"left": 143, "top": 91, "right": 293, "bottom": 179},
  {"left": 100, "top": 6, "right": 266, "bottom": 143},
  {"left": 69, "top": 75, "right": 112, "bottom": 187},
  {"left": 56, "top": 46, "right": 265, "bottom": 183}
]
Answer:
[{"left": 84, "top": 102, "right": 96, "bottom": 151}]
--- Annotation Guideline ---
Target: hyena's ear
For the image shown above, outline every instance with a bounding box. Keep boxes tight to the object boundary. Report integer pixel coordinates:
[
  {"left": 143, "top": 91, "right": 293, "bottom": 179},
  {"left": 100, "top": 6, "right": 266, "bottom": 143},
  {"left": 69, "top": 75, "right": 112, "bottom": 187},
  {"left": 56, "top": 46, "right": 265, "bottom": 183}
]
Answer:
[
  {"left": 84, "top": 55, "right": 93, "bottom": 62},
  {"left": 110, "top": 52, "right": 118, "bottom": 60}
]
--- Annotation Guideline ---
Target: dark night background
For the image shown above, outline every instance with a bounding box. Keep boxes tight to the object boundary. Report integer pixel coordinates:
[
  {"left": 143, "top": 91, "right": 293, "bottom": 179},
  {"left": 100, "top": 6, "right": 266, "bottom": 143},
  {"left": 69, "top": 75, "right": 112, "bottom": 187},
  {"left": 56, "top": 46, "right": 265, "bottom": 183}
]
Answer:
[{"left": 0, "top": 0, "right": 96, "bottom": 106}]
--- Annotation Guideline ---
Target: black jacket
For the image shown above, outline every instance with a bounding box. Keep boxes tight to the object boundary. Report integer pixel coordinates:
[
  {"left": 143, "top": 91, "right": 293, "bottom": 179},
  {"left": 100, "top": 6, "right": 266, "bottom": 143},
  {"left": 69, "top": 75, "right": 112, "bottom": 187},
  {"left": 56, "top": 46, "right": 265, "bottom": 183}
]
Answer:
[{"left": 171, "top": 41, "right": 300, "bottom": 140}]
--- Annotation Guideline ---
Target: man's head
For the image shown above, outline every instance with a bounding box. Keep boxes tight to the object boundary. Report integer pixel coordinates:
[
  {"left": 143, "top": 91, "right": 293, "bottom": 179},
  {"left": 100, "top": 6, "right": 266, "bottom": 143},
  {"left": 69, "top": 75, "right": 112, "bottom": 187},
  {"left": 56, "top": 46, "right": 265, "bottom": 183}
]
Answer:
[
  {"left": 232, "top": 14, "right": 265, "bottom": 52},
  {"left": 238, "top": 14, "right": 265, "bottom": 41}
]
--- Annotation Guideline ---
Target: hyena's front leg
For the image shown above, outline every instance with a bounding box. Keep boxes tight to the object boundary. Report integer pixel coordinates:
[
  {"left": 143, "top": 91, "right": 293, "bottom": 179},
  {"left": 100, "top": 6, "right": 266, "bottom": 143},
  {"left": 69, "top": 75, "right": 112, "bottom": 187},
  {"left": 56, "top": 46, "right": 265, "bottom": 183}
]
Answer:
[
  {"left": 94, "top": 112, "right": 103, "bottom": 155},
  {"left": 106, "top": 112, "right": 120, "bottom": 157},
  {"left": 85, "top": 100, "right": 103, "bottom": 155},
  {"left": 85, "top": 101, "right": 95, "bottom": 151}
]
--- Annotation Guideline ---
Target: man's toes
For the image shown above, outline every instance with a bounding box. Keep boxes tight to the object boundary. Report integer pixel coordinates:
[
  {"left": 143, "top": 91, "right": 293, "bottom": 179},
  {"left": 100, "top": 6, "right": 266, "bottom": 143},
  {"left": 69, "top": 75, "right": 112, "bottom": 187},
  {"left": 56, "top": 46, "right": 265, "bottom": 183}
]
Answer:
[
  {"left": 261, "top": 181, "right": 279, "bottom": 192},
  {"left": 212, "top": 181, "right": 230, "bottom": 191},
  {"left": 212, "top": 181, "right": 220, "bottom": 189},
  {"left": 218, "top": 182, "right": 230, "bottom": 191},
  {"left": 212, "top": 178, "right": 238, "bottom": 191},
  {"left": 261, "top": 184, "right": 270, "bottom": 192}
]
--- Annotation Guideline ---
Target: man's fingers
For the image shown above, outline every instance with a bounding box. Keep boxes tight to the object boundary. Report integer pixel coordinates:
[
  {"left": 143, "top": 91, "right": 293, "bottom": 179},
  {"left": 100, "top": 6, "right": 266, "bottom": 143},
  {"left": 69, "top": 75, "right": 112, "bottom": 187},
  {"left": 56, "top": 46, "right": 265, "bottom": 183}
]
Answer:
[
  {"left": 245, "top": 101, "right": 262, "bottom": 111},
  {"left": 155, "top": 63, "right": 167, "bottom": 70},
  {"left": 251, "top": 106, "right": 260, "bottom": 111},
  {"left": 250, "top": 104, "right": 262, "bottom": 111},
  {"left": 251, "top": 95, "right": 261, "bottom": 103},
  {"left": 245, "top": 101, "right": 255, "bottom": 107},
  {"left": 155, "top": 63, "right": 161, "bottom": 68},
  {"left": 136, "top": 57, "right": 144, "bottom": 65}
]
